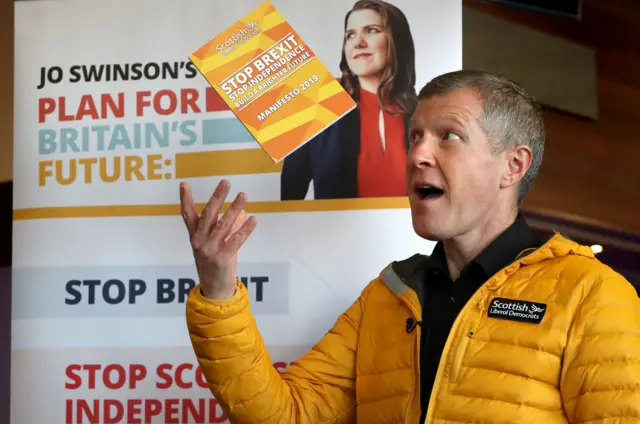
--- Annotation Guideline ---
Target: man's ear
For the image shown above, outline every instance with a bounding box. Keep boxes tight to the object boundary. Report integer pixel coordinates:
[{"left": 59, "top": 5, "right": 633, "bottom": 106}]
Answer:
[{"left": 500, "top": 144, "right": 533, "bottom": 189}]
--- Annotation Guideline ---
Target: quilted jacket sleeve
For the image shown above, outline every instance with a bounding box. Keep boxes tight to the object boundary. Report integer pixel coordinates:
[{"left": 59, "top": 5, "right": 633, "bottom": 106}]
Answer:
[
  {"left": 561, "top": 272, "right": 640, "bottom": 423},
  {"left": 186, "top": 279, "right": 366, "bottom": 424}
]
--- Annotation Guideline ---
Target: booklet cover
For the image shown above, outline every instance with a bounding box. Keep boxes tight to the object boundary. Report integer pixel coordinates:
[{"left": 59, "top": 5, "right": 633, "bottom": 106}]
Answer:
[{"left": 189, "top": 0, "right": 357, "bottom": 163}]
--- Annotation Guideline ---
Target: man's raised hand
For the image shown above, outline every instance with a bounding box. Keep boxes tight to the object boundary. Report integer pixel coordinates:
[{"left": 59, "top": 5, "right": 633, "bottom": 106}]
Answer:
[{"left": 179, "top": 179, "right": 257, "bottom": 300}]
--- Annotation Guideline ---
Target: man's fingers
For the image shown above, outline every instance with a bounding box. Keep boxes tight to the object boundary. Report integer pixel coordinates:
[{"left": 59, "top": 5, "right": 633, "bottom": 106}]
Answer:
[
  {"left": 194, "top": 180, "right": 231, "bottom": 247},
  {"left": 225, "top": 209, "right": 247, "bottom": 243},
  {"left": 221, "top": 215, "right": 258, "bottom": 256},
  {"left": 211, "top": 192, "right": 248, "bottom": 246},
  {"left": 179, "top": 182, "right": 198, "bottom": 238}
]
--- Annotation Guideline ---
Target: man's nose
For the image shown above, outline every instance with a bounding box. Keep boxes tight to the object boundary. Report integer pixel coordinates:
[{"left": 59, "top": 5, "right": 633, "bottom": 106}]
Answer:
[{"left": 409, "top": 137, "right": 437, "bottom": 168}]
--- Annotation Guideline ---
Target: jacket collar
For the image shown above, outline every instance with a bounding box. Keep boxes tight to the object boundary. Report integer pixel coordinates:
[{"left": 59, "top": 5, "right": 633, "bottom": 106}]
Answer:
[
  {"left": 381, "top": 232, "right": 596, "bottom": 298},
  {"left": 428, "top": 214, "right": 538, "bottom": 281}
]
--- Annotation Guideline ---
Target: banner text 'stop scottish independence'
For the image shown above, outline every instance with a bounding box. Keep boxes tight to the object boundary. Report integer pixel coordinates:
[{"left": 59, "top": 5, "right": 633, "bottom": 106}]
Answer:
[{"left": 189, "top": 0, "right": 357, "bottom": 163}]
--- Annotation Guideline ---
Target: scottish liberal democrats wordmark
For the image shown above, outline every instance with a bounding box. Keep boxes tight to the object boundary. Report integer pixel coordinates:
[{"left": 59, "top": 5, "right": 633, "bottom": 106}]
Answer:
[{"left": 11, "top": 262, "right": 289, "bottom": 319}]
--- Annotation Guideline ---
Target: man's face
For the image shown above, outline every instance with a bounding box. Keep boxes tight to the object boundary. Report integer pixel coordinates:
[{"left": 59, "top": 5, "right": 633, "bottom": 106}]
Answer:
[{"left": 406, "top": 88, "right": 509, "bottom": 241}]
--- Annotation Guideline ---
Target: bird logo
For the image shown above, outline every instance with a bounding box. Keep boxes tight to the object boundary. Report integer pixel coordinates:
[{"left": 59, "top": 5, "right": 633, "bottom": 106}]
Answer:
[{"left": 530, "top": 304, "right": 545, "bottom": 313}]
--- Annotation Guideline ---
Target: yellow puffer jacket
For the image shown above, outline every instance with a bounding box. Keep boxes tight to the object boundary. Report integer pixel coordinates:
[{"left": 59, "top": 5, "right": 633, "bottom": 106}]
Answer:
[{"left": 186, "top": 233, "right": 640, "bottom": 423}]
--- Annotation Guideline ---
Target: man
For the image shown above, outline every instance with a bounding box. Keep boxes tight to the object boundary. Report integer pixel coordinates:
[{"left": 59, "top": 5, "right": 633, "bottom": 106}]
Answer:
[{"left": 180, "top": 70, "right": 640, "bottom": 423}]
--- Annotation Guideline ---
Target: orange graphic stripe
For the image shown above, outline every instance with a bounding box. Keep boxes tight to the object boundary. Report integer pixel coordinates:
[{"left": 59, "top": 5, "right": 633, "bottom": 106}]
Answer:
[
  {"left": 13, "top": 198, "right": 411, "bottom": 220},
  {"left": 174, "top": 148, "right": 282, "bottom": 178}
]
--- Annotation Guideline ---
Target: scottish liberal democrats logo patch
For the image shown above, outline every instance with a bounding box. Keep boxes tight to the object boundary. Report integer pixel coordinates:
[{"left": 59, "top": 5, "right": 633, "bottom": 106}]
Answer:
[{"left": 487, "top": 297, "right": 547, "bottom": 324}]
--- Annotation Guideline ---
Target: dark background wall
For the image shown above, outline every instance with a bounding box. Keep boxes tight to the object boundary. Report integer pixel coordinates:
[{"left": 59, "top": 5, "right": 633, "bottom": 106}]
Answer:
[
  {"left": 0, "top": 181, "right": 12, "bottom": 424},
  {"left": 465, "top": 0, "right": 640, "bottom": 235}
]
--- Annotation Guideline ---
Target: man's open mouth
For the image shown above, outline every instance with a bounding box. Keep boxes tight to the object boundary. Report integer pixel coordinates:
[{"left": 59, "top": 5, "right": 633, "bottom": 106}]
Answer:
[{"left": 415, "top": 185, "right": 444, "bottom": 200}]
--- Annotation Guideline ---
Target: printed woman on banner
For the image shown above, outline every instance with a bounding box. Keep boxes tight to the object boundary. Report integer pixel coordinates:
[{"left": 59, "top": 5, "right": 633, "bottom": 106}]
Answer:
[{"left": 280, "top": 0, "right": 418, "bottom": 201}]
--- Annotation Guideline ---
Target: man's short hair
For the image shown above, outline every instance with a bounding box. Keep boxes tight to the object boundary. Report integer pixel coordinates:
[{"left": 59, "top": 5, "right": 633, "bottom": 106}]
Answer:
[{"left": 418, "top": 69, "right": 545, "bottom": 202}]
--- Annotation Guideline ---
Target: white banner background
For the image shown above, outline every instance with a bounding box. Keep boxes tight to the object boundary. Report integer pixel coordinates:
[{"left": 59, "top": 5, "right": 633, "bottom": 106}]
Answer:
[{"left": 12, "top": 0, "right": 462, "bottom": 422}]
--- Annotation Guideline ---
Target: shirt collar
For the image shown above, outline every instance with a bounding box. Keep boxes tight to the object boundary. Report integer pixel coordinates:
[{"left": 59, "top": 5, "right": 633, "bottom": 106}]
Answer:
[{"left": 429, "top": 214, "right": 538, "bottom": 279}]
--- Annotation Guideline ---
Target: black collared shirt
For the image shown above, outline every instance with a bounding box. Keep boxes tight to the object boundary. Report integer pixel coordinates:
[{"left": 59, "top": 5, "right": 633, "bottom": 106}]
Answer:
[{"left": 418, "top": 215, "right": 539, "bottom": 422}]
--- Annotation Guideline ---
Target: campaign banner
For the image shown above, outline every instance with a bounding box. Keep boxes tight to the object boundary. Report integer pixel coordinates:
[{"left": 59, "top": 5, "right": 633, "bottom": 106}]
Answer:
[
  {"left": 12, "top": 262, "right": 289, "bottom": 319},
  {"left": 190, "top": 0, "right": 357, "bottom": 163},
  {"left": 11, "top": 345, "right": 309, "bottom": 424},
  {"left": 12, "top": 0, "right": 462, "bottom": 423}
]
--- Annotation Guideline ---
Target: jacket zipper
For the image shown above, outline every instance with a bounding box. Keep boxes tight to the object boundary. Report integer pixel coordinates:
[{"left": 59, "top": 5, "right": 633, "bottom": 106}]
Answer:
[
  {"left": 424, "top": 289, "right": 488, "bottom": 423},
  {"left": 449, "top": 292, "right": 487, "bottom": 384},
  {"left": 396, "top": 278, "right": 421, "bottom": 424},
  {"left": 404, "top": 323, "right": 421, "bottom": 424}
]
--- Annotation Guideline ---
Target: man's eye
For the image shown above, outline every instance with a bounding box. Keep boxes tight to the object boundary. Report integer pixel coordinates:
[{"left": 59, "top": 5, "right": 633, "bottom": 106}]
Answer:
[{"left": 444, "top": 132, "right": 461, "bottom": 141}]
